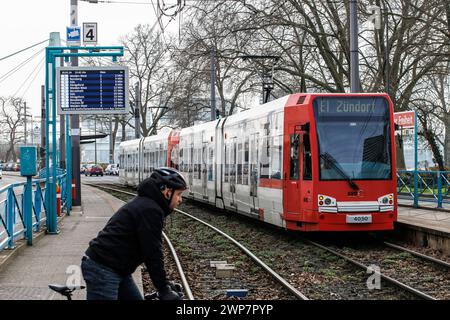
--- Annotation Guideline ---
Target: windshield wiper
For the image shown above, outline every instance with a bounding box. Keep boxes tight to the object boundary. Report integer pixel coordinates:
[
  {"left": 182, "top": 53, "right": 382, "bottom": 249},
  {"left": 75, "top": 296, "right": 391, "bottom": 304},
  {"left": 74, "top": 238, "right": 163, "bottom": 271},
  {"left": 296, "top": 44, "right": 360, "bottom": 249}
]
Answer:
[{"left": 320, "top": 152, "right": 359, "bottom": 190}]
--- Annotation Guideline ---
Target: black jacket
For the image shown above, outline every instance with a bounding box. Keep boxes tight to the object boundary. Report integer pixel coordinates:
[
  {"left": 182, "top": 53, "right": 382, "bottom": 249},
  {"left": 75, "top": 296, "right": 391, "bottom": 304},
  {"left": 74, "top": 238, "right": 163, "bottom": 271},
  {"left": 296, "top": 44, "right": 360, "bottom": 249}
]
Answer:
[{"left": 85, "top": 177, "right": 171, "bottom": 291}]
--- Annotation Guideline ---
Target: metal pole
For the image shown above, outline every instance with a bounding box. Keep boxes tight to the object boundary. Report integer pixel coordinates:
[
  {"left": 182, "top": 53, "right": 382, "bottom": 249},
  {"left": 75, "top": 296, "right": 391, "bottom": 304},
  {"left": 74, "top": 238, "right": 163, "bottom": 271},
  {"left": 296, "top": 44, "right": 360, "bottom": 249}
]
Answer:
[
  {"left": 350, "top": 0, "right": 360, "bottom": 92},
  {"left": 24, "top": 176, "right": 33, "bottom": 245},
  {"left": 109, "top": 115, "right": 113, "bottom": 163},
  {"left": 66, "top": 113, "right": 72, "bottom": 214},
  {"left": 60, "top": 55, "right": 65, "bottom": 169},
  {"left": 384, "top": 3, "right": 390, "bottom": 95},
  {"left": 41, "top": 85, "right": 46, "bottom": 168},
  {"left": 94, "top": 117, "right": 97, "bottom": 164},
  {"left": 24, "top": 101, "right": 27, "bottom": 145},
  {"left": 135, "top": 83, "right": 140, "bottom": 139},
  {"left": 46, "top": 32, "right": 61, "bottom": 234},
  {"left": 210, "top": 47, "right": 216, "bottom": 120},
  {"left": 31, "top": 116, "right": 34, "bottom": 145},
  {"left": 413, "top": 111, "right": 418, "bottom": 207},
  {"left": 70, "top": 0, "right": 81, "bottom": 206},
  {"left": 122, "top": 114, "right": 126, "bottom": 141}
]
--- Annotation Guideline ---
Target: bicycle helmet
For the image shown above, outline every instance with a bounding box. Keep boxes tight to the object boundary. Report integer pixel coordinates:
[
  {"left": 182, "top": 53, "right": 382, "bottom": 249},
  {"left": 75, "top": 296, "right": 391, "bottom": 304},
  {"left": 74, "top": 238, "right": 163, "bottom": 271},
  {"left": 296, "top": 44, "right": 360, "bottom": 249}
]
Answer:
[{"left": 150, "top": 167, "right": 188, "bottom": 191}]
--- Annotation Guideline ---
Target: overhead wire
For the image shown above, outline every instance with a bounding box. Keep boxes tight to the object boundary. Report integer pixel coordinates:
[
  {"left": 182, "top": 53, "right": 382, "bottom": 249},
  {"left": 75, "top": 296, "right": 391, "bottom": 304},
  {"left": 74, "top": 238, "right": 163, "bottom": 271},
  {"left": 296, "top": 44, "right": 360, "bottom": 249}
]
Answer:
[
  {"left": 19, "top": 57, "right": 46, "bottom": 100},
  {"left": 0, "top": 47, "right": 46, "bottom": 84},
  {"left": 0, "top": 39, "right": 48, "bottom": 63},
  {"left": 12, "top": 54, "right": 45, "bottom": 98}
]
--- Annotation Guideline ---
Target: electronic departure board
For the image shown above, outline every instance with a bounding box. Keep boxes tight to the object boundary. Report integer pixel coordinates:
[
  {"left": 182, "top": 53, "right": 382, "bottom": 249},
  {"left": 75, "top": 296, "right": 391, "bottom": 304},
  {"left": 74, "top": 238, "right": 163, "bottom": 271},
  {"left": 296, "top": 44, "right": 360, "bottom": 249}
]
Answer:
[{"left": 56, "top": 66, "right": 129, "bottom": 114}]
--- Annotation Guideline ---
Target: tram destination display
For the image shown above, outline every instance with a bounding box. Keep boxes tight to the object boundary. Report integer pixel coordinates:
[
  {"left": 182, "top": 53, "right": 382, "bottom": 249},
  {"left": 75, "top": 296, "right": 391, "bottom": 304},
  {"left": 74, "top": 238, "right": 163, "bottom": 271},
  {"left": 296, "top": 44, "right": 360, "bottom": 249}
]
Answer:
[{"left": 56, "top": 66, "right": 129, "bottom": 115}]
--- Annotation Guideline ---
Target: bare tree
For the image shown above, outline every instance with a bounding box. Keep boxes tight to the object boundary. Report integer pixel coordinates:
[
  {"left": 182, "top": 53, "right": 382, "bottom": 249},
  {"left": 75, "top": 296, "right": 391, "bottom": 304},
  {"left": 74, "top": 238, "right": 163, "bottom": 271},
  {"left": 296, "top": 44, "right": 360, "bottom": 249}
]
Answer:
[{"left": 0, "top": 97, "right": 24, "bottom": 162}]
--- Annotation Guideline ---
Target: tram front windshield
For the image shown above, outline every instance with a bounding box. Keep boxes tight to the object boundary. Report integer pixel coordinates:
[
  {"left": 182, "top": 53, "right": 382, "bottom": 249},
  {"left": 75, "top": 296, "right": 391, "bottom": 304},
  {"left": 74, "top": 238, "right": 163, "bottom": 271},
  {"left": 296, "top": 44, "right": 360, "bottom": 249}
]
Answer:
[{"left": 313, "top": 97, "right": 392, "bottom": 181}]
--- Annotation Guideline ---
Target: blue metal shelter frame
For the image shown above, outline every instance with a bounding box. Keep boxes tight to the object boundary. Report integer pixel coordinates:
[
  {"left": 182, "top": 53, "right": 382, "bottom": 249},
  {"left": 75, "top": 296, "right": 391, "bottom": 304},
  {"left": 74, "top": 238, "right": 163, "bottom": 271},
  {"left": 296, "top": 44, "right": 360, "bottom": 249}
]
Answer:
[{"left": 45, "top": 45, "right": 124, "bottom": 233}]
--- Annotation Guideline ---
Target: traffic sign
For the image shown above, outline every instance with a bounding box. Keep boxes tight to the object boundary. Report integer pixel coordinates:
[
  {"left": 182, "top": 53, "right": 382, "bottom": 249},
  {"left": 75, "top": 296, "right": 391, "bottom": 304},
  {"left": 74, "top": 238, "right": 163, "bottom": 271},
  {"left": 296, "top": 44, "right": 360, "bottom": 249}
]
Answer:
[
  {"left": 56, "top": 66, "right": 129, "bottom": 115},
  {"left": 83, "top": 22, "right": 98, "bottom": 45},
  {"left": 66, "top": 26, "right": 81, "bottom": 46}
]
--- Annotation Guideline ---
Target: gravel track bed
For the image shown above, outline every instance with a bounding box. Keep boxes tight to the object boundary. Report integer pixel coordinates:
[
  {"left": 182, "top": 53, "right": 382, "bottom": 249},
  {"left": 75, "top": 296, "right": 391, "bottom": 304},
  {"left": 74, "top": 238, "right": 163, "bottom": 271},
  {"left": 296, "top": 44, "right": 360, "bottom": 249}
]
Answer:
[{"left": 326, "top": 243, "right": 450, "bottom": 299}]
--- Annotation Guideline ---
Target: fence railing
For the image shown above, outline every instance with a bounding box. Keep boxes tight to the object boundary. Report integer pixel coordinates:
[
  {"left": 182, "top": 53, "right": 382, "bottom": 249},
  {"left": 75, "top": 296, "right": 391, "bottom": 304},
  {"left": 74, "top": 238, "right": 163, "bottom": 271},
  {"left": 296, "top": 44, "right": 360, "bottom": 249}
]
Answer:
[
  {"left": 0, "top": 172, "right": 67, "bottom": 251},
  {"left": 397, "top": 170, "right": 450, "bottom": 208}
]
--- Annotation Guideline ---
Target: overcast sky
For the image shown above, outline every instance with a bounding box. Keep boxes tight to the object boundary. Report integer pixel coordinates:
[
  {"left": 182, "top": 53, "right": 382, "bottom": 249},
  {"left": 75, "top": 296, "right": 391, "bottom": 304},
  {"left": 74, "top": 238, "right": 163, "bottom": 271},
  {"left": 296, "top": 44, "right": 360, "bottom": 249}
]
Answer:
[{"left": 0, "top": 0, "right": 179, "bottom": 117}]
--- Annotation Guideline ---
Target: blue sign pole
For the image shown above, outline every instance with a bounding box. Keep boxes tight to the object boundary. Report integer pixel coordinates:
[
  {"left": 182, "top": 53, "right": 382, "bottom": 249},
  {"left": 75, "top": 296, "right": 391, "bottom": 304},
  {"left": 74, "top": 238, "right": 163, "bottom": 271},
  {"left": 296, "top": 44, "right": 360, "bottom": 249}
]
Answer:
[
  {"left": 24, "top": 177, "right": 33, "bottom": 245},
  {"left": 45, "top": 46, "right": 59, "bottom": 234},
  {"left": 413, "top": 110, "right": 418, "bottom": 207}
]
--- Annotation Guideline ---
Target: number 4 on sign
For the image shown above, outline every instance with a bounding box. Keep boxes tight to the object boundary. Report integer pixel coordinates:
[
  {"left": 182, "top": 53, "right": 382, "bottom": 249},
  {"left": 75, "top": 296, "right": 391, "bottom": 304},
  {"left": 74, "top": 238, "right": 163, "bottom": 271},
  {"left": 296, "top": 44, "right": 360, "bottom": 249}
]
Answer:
[
  {"left": 86, "top": 29, "right": 94, "bottom": 41},
  {"left": 83, "top": 22, "right": 97, "bottom": 45}
]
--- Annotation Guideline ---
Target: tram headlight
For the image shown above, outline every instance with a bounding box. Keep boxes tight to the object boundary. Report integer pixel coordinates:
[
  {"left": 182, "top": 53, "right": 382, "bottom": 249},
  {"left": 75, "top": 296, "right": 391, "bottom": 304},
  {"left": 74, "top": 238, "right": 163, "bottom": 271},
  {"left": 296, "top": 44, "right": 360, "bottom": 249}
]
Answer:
[
  {"left": 378, "top": 194, "right": 394, "bottom": 206},
  {"left": 318, "top": 195, "right": 336, "bottom": 206}
]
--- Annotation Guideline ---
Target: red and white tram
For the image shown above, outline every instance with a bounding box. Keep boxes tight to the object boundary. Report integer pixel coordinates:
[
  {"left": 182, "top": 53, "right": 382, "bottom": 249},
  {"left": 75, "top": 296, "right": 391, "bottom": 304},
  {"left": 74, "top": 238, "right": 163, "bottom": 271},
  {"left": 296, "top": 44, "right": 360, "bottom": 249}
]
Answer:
[{"left": 120, "top": 93, "right": 397, "bottom": 231}]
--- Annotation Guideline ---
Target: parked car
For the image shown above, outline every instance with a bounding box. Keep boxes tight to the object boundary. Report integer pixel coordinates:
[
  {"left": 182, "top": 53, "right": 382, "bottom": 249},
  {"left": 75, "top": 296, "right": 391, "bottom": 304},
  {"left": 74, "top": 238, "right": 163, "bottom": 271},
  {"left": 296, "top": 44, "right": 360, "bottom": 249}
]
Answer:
[
  {"left": 0, "top": 167, "right": 2, "bottom": 179},
  {"left": 80, "top": 164, "right": 89, "bottom": 174},
  {"left": 13, "top": 163, "right": 20, "bottom": 172},
  {"left": 105, "top": 164, "right": 119, "bottom": 176},
  {"left": 85, "top": 165, "right": 104, "bottom": 177}
]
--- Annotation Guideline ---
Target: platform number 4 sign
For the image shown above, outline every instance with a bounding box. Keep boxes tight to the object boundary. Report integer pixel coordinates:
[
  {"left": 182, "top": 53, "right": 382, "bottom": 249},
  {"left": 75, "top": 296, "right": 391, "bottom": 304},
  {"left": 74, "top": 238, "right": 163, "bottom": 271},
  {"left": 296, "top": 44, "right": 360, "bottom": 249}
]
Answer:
[{"left": 83, "top": 22, "right": 97, "bottom": 45}]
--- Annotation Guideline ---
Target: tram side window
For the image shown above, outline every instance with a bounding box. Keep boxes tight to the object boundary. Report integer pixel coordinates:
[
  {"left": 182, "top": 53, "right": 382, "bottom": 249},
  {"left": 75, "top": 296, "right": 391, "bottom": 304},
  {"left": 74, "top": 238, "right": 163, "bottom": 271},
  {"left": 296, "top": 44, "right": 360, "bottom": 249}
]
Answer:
[
  {"left": 190, "top": 146, "right": 194, "bottom": 173},
  {"left": 224, "top": 144, "right": 229, "bottom": 182},
  {"left": 243, "top": 138, "right": 249, "bottom": 185},
  {"left": 237, "top": 142, "right": 243, "bottom": 184},
  {"left": 290, "top": 134, "right": 300, "bottom": 180},
  {"left": 303, "top": 134, "right": 312, "bottom": 180},
  {"left": 260, "top": 136, "right": 270, "bottom": 179},
  {"left": 271, "top": 135, "right": 282, "bottom": 180},
  {"left": 198, "top": 147, "right": 202, "bottom": 179},
  {"left": 208, "top": 148, "right": 214, "bottom": 181}
]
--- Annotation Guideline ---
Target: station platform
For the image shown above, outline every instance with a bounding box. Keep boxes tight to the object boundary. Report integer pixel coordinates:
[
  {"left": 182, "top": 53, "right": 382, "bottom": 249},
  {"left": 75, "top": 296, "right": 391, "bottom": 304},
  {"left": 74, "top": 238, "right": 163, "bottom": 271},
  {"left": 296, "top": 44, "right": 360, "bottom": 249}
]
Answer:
[
  {"left": 396, "top": 200, "right": 450, "bottom": 255},
  {"left": 0, "top": 184, "right": 142, "bottom": 300}
]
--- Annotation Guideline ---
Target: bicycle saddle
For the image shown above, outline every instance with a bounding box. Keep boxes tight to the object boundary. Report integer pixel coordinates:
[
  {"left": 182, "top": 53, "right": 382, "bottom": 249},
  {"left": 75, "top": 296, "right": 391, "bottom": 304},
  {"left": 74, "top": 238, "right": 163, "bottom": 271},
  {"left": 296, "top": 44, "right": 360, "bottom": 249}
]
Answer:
[{"left": 48, "top": 284, "right": 85, "bottom": 295}]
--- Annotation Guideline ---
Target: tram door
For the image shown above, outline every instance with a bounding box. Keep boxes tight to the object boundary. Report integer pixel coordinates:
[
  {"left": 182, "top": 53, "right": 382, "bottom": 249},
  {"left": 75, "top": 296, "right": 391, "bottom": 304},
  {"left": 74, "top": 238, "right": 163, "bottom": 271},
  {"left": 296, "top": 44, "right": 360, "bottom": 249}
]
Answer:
[
  {"left": 202, "top": 142, "right": 208, "bottom": 199},
  {"left": 285, "top": 124, "right": 302, "bottom": 214},
  {"left": 250, "top": 133, "right": 260, "bottom": 214}
]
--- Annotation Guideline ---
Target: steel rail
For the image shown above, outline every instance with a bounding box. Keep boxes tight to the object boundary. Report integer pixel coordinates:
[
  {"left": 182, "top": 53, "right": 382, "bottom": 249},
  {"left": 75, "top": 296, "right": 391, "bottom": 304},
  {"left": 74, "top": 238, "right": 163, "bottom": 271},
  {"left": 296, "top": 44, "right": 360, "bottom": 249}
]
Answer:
[
  {"left": 304, "top": 239, "right": 437, "bottom": 300},
  {"left": 383, "top": 241, "right": 450, "bottom": 269},
  {"left": 162, "top": 232, "right": 195, "bottom": 300},
  {"left": 88, "top": 184, "right": 309, "bottom": 300}
]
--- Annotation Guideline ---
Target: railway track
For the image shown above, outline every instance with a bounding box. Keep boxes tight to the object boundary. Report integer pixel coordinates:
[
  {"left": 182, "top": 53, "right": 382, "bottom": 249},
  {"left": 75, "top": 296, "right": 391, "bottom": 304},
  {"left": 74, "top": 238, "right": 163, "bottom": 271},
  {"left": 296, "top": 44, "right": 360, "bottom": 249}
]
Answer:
[
  {"left": 86, "top": 183, "right": 308, "bottom": 300},
  {"left": 307, "top": 238, "right": 450, "bottom": 300},
  {"left": 88, "top": 183, "right": 449, "bottom": 300}
]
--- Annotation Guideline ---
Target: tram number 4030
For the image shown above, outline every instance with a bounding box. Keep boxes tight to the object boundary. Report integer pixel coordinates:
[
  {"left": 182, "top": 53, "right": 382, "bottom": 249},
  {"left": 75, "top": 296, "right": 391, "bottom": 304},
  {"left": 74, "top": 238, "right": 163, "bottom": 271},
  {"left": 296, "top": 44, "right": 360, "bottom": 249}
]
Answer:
[{"left": 346, "top": 214, "right": 372, "bottom": 224}]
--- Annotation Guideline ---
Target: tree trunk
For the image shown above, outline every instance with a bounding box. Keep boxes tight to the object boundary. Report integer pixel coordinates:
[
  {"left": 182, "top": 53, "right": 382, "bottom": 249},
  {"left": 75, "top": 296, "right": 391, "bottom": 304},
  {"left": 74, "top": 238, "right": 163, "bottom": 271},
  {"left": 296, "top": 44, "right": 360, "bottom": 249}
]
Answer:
[
  {"left": 444, "top": 114, "right": 450, "bottom": 169},
  {"left": 423, "top": 128, "right": 445, "bottom": 170}
]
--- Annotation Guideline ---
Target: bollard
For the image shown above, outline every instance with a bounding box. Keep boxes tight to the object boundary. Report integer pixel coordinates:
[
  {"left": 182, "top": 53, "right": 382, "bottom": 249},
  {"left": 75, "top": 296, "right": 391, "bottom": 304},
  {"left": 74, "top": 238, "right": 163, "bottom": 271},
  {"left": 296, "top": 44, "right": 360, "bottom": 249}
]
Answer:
[{"left": 72, "top": 179, "right": 76, "bottom": 200}]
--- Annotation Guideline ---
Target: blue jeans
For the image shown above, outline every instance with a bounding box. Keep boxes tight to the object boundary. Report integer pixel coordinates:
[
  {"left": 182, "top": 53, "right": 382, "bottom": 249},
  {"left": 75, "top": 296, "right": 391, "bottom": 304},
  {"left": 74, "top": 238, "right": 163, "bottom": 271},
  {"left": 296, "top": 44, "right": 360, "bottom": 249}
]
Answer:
[{"left": 81, "top": 256, "right": 144, "bottom": 300}]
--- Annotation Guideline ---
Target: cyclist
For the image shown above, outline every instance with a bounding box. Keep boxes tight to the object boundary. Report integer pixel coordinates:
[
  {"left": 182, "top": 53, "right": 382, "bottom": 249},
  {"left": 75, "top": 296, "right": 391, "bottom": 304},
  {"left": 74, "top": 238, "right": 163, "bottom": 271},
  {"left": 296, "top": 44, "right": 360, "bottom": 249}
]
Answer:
[{"left": 81, "top": 167, "right": 187, "bottom": 300}]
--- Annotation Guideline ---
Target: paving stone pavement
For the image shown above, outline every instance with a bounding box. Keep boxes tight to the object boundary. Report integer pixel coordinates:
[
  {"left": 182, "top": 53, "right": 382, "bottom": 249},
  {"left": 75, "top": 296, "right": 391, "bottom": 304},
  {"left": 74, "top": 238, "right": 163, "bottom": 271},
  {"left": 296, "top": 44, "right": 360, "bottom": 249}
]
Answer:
[
  {"left": 0, "top": 184, "right": 142, "bottom": 300},
  {"left": 398, "top": 199, "right": 450, "bottom": 234}
]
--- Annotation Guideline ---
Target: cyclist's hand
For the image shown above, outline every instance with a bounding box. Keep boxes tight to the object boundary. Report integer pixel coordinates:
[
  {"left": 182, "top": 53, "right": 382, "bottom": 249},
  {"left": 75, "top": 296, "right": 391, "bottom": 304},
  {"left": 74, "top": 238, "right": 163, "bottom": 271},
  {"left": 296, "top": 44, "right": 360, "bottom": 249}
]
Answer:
[{"left": 158, "top": 285, "right": 182, "bottom": 301}]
